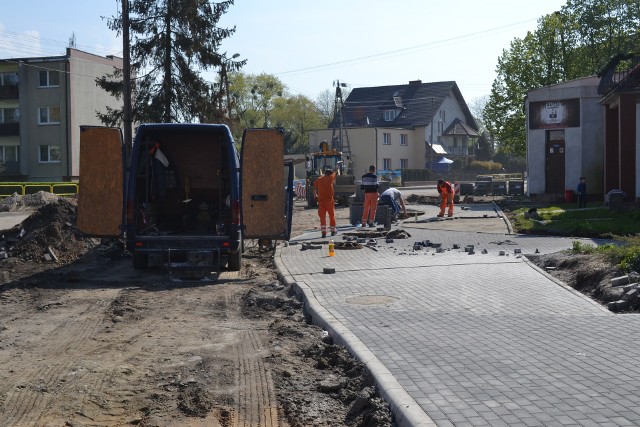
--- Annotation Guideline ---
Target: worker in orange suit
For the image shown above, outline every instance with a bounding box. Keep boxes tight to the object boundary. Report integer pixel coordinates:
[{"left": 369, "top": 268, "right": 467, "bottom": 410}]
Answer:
[
  {"left": 361, "top": 165, "right": 379, "bottom": 227},
  {"left": 313, "top": 166, "right": 337, "bottom": 238},
  {"left": 437, "top": 179, "right": 454, "bottom": 217}
]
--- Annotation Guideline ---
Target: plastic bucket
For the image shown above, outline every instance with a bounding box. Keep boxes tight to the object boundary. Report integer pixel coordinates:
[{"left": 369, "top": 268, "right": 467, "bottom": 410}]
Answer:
[{"left": 564, "top": 189, "right": 574, "bottom": 203}]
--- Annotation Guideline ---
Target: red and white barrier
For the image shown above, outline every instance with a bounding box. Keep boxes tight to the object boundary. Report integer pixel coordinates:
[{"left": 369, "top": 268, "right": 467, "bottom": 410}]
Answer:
[{"left": 295, "top": 182, "right": 306, "bottom": 200}]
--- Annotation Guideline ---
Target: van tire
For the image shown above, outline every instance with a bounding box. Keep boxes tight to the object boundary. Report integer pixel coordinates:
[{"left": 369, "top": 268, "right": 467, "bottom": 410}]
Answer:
[
  {"left": 227, "top": 250, "right": 242, "bottom": 271},
  {"left": 132, "top": 252, "right": 149, "bottom": 270}
]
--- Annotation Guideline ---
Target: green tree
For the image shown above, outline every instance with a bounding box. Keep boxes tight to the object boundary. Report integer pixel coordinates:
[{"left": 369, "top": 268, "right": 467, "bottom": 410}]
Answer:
[
  {"left": 483, "top": 0, "right": 640, "bottom": 155},
  {"left": 97, "top": 0, "right": 245, "bottom": 125},
  {"left": 228, "top": 72, "right": 285, "bottom": 130},
  {"left": 272, "top": 95, "right": 324, "bottom": 154}
]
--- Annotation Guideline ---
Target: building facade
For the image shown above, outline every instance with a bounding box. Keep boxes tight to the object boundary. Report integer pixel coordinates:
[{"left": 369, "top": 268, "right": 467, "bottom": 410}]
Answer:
[
  {"left": 598, "top": 54, "right": 640, "bottom": 201},
  {"left": 308, "top": 80, "right": 479, "bottom": 177},
  {"left": 0, "top": 48, "right": 123, "bottom": 181},
  {"left": 525, "top": 77, "right": 604, "bottom": 199}
]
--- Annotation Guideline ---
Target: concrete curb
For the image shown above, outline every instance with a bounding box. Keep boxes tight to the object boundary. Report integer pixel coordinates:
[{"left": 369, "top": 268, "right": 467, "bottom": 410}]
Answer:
[
  {"left": 522, "top": 255, "right": 613, "bottom": 315},
  {"left": 492, "top": 201, "right": 514, "bottom": 234},
  {"left": 274, "top": 253, "right": 437, "bottom": 427}
]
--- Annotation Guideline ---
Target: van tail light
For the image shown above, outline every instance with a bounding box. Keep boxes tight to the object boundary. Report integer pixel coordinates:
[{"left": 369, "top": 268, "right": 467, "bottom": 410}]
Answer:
[{"left": 232, "top": 200, "right": 240, "bottom": 225}]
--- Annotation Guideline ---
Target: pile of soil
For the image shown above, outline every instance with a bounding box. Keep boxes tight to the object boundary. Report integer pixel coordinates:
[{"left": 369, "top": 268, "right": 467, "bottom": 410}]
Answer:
[
  {"left": 0, "top": 191, "right": 62, "bottom": 212},
  {"left": 530, "top": 252, "right": 640, "bottom": 312},
  {"left": 2, "top": 197, "right": 98, "bottom": 265}
]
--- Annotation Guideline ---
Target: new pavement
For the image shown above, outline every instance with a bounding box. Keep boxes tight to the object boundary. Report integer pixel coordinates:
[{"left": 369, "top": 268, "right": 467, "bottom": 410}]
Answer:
[{"left": 276, "top": 203, "right": 640, "bottom": 427}]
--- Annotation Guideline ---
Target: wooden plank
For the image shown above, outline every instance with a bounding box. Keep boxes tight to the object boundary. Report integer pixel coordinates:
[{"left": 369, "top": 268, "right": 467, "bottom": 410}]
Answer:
[
  {"left": 77, "top": 127, "right": 123, "bottom": 236},
  {"left": 241, "top": 129, "right": 286, "bottom": 238}
]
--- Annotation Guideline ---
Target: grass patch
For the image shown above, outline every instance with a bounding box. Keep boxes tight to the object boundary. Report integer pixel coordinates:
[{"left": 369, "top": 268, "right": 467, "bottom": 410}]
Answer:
[
  {"left": 510, "top": 204, "right": 640, "bottom": 237},
  {"left": 572, "top": 237, "right": 640, "bottom": 273}
]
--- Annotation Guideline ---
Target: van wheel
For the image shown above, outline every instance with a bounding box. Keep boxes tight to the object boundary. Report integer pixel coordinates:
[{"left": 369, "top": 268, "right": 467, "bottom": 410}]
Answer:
[
  {"left": 227, "top": 250, "right": 242, "bottom": 271},
  {"left": 132, "top": 252, "right": 149, "bottom": 270}
]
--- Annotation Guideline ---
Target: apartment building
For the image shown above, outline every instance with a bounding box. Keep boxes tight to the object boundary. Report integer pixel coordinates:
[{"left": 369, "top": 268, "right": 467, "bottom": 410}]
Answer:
[{"left": 0, "top": 48, "right": 123, "bottom": 181}]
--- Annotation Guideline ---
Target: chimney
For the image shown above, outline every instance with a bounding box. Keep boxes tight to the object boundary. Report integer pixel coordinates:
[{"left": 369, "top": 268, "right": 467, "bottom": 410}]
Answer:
[{"left": 409, "top": 80, "right": 422, "bottom": 86}]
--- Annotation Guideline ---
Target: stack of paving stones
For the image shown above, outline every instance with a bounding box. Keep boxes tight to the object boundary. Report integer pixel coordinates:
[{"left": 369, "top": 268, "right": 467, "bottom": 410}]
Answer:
[{"left": 607, "top": 272, "right": 640, "bottom": 312}]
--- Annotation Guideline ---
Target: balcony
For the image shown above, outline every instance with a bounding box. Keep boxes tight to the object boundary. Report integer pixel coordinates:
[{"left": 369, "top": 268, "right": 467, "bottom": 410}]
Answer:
[
  {"left": 0, "top": 85, "right": 19, "bottom": 99},
  {"left": 446, "top": 146, "right": 472, "bottom": 156},
  {"left": 0, "top": 122, "right": 19, "bottom": 137}
]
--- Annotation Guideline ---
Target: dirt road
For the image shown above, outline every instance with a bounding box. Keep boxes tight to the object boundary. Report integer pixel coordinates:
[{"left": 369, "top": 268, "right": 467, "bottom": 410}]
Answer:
[{"left": 0, "top": 197, "right": 389, "bottom": 427}]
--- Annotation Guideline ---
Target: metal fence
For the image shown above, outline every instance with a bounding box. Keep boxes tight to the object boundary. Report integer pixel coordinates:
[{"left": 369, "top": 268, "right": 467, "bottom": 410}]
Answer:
[{"left": 0, "top": 182, "right": 79, "bottom": 198}]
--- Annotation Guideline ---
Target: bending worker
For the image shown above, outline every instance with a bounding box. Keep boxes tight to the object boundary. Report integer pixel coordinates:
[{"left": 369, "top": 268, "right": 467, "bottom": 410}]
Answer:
[
  {"left": 361, "top": 165, "right": 379, "bottom": 227},
  {"left": 313, "top": 166, "right": 337, "bottom": 238},
  {"left": 437, "top": 179, "right": 454, "bottom": 217},
  {"left": 379, "top": 187, "right": 406, "bottom": 219}
]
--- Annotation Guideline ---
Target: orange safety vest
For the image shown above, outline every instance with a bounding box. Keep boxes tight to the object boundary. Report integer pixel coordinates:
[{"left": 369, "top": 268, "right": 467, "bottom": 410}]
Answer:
[
  {"left": 438, "top": 181, "right": 453, "bottom": 195},
  {"left": 314, "top": 173, "right": 336, "bottom": 204}
]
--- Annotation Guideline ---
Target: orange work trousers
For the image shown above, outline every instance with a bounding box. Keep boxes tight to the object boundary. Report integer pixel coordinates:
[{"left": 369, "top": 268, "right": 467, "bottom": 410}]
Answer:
[
  {"left": 318, "top": 201, "right": 336, "bottom": 234},
  {"left": 439, "top": 193, "right": 454, "bottom": 216},
  {"left": 362, "top": 192, "right": 378, "bottom": 224}
]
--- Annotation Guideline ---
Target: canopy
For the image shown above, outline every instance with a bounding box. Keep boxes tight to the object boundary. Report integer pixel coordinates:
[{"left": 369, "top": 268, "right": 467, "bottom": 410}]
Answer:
[{"left": 437, "top": 156, "right": 454, "bottom": 164}]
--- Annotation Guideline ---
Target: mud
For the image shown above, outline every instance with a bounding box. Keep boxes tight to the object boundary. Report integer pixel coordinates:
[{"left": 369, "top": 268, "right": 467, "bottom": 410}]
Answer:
[{"left": 0, "top": 196, "right": 392, "bottom": 426}]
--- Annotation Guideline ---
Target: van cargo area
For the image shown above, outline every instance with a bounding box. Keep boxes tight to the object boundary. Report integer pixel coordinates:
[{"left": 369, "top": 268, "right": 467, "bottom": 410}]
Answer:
[
  {"left": 132, "top": 129, "right": 235, "bottom": 238},
  {"left": 126, "top": 125, "right": 241, "bottom": 274}
]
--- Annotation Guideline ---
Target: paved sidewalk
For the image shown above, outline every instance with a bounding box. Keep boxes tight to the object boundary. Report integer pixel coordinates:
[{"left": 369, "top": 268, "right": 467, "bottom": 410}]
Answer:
[{"left": 276, "top": 203, "right": 640, "bottom": 426}]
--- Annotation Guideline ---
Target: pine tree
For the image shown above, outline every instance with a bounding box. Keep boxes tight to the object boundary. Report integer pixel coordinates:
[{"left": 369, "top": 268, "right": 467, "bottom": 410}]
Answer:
[{"left": 96, "top": 0, "right": 245, "bottom": 125}]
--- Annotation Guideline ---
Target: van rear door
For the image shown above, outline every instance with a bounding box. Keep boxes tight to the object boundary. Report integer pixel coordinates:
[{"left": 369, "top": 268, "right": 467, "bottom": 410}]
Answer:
[
  {"left": 76, "top": 126, "right": 125, "bottom": 237},
  {"left": 240, "top": 128, "right": 293, "bottom": 240}
]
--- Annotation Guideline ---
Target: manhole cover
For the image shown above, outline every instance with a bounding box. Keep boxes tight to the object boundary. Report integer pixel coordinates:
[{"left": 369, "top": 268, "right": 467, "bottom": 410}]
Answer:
[{"left": 345, "top": 295, "right": 399, "bottom": 306}]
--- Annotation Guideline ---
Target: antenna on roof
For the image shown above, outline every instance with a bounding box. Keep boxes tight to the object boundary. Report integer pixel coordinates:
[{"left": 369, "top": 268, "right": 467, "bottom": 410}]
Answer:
[{"left": 68, "top": 32, "right": 76, "bottom": 48}]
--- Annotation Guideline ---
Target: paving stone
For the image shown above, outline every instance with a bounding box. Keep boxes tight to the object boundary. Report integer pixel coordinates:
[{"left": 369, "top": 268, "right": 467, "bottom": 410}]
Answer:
[{"left": 278, "top": 204, "right": 640, "bottom": 426}]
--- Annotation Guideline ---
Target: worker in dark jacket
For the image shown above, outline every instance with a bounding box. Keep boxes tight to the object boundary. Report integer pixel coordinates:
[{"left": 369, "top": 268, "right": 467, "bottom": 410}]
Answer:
[
  {"left": 437, "top": 179, "right": 454, "bottom": 217},
  {"left": 360, "top": 165, "right": 379, "bottom": 227},
  {"left": 577, "top": 176, "right": 587, "bottom": 208}
]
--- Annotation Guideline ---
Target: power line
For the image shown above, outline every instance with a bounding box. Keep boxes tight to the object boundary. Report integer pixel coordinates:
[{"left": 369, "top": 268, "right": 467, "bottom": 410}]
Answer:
[{"left": 275, "top": 18, "right": 538, "bottom": 77}]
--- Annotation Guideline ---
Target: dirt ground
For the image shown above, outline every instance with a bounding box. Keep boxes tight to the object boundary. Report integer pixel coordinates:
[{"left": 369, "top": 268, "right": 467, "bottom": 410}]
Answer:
[{"left": 0, "top": 195, "right": 390, "bottom": 427}]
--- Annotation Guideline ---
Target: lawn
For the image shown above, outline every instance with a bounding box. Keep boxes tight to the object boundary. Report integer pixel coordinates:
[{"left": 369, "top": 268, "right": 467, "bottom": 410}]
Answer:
[{"left": 508, "top": 203, "right": 640, "bottom": 237}]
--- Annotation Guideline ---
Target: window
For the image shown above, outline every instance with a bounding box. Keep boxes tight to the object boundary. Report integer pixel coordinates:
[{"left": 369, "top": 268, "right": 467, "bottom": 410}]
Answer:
[
  {"left": 0, "top": 72, "right": 18, "bottom": 86},
  {"left": 384, "top": 109, "right": 398, "bottom": 121},
  {"left": 400, "top": 159, "right": 408, "bottom": 169},
  {"left": 400, "top": 134, "right": 408, "bottom": 146},
  {"left": 0, "top": 145, "right": 19, "bottom": 163},
  {"left": 0, "top": 108, "right": 19, "bottom": 123},
  {"left": 39, "top": 70, "right": 60, "bottom": 87},
  {"left": 383, "top": 158, "right": 392, "bottom": 170},
  {"left": 38, "top": 107, "right": 60, "bottom": 124},
  {"left": 383, "top": 132, "right": 391, "bottom": 145},
  {"left": 39, "top": 144, "right": 61, "bottom": 163}
]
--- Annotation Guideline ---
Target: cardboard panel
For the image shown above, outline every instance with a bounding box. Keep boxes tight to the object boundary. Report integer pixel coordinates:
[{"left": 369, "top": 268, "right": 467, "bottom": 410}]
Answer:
[
  {"left": 77, "top": 126, "right": 123, "bottom": 236},
  {"left": 241, "top": 129, "right": 286, "bottom": 239}
]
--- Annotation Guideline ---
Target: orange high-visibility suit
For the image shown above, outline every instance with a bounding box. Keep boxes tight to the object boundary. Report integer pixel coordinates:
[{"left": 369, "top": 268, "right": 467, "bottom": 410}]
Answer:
[
  {"left": 437, "top": 180, "right": 454, "bottom": 217},
  {"left": 313, "top": 171, "right": 337, "bottom": 236}
]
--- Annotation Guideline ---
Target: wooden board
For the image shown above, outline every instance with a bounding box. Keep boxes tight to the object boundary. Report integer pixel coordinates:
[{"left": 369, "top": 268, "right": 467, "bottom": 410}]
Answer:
[
  {"left": 76, "top": 126, "right": 123, "bottom": 236},
  {"left": 241, "top": 129, "right": 286, "bottom": 239}
]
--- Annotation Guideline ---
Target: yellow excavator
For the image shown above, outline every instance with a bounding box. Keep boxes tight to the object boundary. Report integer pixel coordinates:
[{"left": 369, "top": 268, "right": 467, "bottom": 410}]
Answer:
[{"left": 305, "top": 141, "right": 356, "bottom": 208}]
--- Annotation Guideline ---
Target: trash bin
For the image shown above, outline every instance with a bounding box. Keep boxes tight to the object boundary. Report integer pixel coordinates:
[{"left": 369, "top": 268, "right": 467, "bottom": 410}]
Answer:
[{"left": 564, "top": 189, "right": 574, "bottom": 203}]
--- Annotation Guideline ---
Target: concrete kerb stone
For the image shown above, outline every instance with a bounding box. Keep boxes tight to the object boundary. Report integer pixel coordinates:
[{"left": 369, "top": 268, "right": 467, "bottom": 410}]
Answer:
[
  {"left": 492, "top": 201, "right": 514, "bottom": 235},
  {"left": 273, "top": 253, "right": 437, "bottom": 427},
  {"left": 522, "top": 256, "right": 613, "bottom": 314}
]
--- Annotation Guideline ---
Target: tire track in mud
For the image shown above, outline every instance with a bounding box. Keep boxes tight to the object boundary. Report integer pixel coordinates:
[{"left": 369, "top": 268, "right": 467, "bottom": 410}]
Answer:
[
  {"left": 221, "top": 284, "right": 282, "bottom": 427},
  {"left": 0, "top": 288, "right": 121, "bottom": 426}
]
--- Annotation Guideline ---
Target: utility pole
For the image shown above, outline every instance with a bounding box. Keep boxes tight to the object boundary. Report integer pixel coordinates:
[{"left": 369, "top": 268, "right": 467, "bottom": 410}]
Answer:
[
  {"left": 428, "top": 97, "right": 435, "bottom": 177},
  {"left": 122, "top": 0, "right": 133, "bottom": 155}
]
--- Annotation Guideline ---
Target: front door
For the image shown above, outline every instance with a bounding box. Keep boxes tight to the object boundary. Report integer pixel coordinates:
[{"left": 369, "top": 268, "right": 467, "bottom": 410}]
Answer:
[
  {"left": 241, "top": 128, "right": 293, "bottom": 240},
  {"left": 545, "top": 130, "right": 565, "bottom": 194},
  {"left": 76, "top": 126, "right": 125, "bottom": 236}
]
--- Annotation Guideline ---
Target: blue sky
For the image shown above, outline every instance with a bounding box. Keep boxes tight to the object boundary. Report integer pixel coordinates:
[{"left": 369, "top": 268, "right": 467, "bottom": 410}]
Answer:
[{"left": 0, "top": 0, "right": 567, "bottom": 103}]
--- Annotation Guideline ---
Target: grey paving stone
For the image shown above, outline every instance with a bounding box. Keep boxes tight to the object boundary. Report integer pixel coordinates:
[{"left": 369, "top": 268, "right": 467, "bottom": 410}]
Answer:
[{"left": 279, "top": 206, "right": 640, "bottom": 426}]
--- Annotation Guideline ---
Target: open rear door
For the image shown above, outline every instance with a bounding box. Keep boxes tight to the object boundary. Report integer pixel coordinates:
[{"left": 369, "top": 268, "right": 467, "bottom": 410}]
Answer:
[
  {"left": 77, "top": 126, "right": 125, "bottom": 236},
  {"left": 241, "top": 128, "right": 293, "bottom": 240}
]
